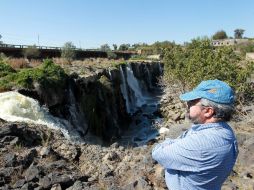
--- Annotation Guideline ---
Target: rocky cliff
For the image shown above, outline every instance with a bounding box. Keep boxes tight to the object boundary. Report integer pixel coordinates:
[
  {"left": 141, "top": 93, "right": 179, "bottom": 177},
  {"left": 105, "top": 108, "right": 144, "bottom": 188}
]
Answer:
[{"left": 11, "top": 61, "right": 163, "bottom": 143}]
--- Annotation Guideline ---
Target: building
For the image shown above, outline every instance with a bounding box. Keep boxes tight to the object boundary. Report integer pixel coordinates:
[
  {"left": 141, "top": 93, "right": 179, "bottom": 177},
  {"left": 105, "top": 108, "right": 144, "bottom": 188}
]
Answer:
[{"left": 212, "top": 39, "right": 249, "bottom": 46}]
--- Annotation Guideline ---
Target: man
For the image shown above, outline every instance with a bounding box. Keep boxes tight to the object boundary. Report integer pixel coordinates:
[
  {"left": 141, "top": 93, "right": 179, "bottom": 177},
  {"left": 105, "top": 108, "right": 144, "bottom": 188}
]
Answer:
[{"left": 152, "top": 79, "right": 238, "bottom": 190}]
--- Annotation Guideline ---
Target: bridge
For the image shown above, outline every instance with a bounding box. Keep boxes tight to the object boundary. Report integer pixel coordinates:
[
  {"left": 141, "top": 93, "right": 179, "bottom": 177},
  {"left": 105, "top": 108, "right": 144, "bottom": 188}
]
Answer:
[{"left": 0, "top": 43, "right": 137, "bottom": 60}]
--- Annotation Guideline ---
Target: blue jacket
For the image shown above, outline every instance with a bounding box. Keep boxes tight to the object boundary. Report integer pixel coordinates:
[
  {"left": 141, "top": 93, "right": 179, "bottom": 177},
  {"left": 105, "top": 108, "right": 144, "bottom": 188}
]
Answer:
[{"left": 152, "top": 122, "right": 238, "bottom": 190}]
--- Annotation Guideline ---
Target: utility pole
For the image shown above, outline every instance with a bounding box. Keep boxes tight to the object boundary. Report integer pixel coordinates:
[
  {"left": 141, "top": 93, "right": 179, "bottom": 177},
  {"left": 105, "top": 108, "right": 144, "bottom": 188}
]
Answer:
[{"left": 37, "top": 34, "right": 40, "bottom": 46}]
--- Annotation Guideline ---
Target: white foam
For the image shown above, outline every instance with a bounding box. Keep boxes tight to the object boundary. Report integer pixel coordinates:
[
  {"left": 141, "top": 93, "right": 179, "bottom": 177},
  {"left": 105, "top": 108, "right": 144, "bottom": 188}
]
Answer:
[{"left": 0, "top": 91, "right": 70, "bottom": 139}]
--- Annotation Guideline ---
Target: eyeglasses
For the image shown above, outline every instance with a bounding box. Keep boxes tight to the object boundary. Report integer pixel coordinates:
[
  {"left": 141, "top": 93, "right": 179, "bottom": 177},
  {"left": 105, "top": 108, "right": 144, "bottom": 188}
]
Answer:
[
  {"left": 187, "top": 100, "right": 212, "bottom": 110},
  {"left": 187, "top": 100, "right": 202, "bottom": 108},
  {"left": 187, "top": 100, "right": 209, "bottom": 108}
]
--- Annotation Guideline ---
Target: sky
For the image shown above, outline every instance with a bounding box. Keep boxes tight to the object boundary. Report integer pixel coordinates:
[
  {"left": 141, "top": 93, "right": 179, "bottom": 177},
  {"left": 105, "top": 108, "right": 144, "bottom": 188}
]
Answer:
[{"left": 0, "top": 0, "right": 253, "bottom": 49}]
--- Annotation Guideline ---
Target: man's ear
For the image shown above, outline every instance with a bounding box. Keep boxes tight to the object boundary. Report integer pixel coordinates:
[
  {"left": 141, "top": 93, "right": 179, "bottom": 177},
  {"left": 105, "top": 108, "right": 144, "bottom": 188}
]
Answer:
[{"left": 204, "top": 107, "right": 214, "bottom": 118}]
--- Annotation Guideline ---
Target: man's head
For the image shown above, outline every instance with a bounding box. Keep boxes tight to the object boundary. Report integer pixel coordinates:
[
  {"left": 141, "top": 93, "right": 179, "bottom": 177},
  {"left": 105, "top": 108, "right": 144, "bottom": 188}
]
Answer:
[{"left": 180, "top": 80, "right": 235, "bottom": 124}]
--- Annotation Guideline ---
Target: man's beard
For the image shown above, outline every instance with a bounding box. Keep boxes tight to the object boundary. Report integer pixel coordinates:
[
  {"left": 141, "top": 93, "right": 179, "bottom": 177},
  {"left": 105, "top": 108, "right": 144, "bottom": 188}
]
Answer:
[{"left": 186, "top": 112, "right": 201, "bottom": 124}]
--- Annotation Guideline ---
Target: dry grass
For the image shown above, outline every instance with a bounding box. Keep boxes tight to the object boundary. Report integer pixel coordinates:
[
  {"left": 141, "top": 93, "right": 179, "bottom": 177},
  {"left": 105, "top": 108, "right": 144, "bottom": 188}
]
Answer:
[
  {"left": 3, "top": 57, "right": 125, "bottom": 70},
  {"left": 6, "top": 58, "right": 43, "bottom": 69},
  {"left": 7, "top": 58, "right": 29, "bottom": 69},
  {"left": 29, "top": 59, "right": 42, "bottom": 67},
  {"left": 53, "top": 57, "right": 71, "bottom": 65}
]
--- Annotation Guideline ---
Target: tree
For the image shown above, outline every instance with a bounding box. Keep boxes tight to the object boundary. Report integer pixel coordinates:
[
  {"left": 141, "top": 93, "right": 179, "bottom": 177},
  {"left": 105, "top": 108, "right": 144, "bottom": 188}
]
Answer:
[
  {"left": 118, "top": 44, "right": 130, "bottom": 51},
  {"left": 22, "top": 44, "right": 40, "bottom": 59},
  {"left": 212, "top": 30, "right": 228, "bottom": 40},
  {"left": 135, "top": 41, "right": 175, "bottom": 56},
  {"left": 61, "top": 42, "right": 76, "bottom": 63},
  {"left": 100, "top": 44, "right": 111, "bottom": 51},
  {"left": 234, "top": 29, "right": 245, "bottom": 39},
  {"left": 112, "top": 44, "right": 118, "bottom": 51},
  {"left": 107, "top": 51, "right": 117, "bottom": 59},
  {"left": 163, "top": 38, "right": 254, "bottom": 100},
  {"left": 129, "top": 43, "right": 147, "bottom": 50},
  {"left": 0, "top": 34, "right": 2, "bottom": 44}
]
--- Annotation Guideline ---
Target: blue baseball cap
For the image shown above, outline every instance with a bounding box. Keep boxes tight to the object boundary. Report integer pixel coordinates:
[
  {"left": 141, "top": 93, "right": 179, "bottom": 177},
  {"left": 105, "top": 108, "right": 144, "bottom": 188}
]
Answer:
[{"left": 180, "top": 79, "right": 234, "bottom": 105}]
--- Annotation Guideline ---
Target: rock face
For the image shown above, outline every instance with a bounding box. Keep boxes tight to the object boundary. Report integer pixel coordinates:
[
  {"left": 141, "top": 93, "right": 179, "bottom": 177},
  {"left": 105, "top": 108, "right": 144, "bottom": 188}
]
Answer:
[
  {"left": 159, "top": 84, "right": 186, "bottom": 126},
  {"left": 226, "top": 116, "right": 254, "bottom": 190},
  {"left": 0, "top": 120, "right": 164, "bottom": 190},
  {"left": 17, "top": 62, "right": 163, "bottom": 142}
]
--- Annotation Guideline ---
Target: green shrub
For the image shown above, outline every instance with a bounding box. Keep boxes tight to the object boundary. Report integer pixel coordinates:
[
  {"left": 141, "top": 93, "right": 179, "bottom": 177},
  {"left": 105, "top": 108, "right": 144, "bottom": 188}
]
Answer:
[
  {"left": 0, "top": 60, "right": 16, "bottom": 77},
  {"left": 163, "top": 38, "right": 254, "bottom": 100},
  {"left": 61, "top": 42, "right": 76, "bottom": 63},
  {"left": 110, "top": 61, "right": 127, "bottom": 68},
  {"left": 0, "top": 59, "right": 67, "bottom": 90},
  {"left": 106, "top": 51, "right": 117, "bottom": 59},
  {"left": 37, "top": 59, "right": 67, "bottom": 88},
  {"left": 130, "top": 54, "right": 147, "bottom": 60}
]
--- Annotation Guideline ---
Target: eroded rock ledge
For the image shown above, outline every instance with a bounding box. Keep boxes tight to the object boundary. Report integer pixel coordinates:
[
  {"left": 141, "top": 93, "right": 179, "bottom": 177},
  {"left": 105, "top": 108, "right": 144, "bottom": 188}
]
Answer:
[{"left": 0, "top": 120, "right": 166, "bottom": 189}]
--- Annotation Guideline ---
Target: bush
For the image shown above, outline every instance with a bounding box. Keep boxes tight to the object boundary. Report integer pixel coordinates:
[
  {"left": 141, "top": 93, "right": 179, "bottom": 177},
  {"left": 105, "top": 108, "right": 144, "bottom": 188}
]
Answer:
[
  {"left": 138, "top": 41, "right": 175, "bottom": 56},
  {"left": 0, "top": 59, "right": 16, "bottom": 77},
  {"left": 163, "top": 38, "right": 254, "bottom": 100},
  {"left": 0, "top": 59, "right": 67, "bottom": 90},
  {"left": 212, "top": 30, "right": 228, "bottom": 40},
  {"left": 110, "top": 61, "right": 126, "bottom": 68},
  {"left": 107, "top": 51, "right": 117, "bottom": 59},
  {"left": 130, "top": 54, "right": 147, "bottom": 60},
  {"left": 61, "top": 42, "right": 76, "bottom": 63},
  {"left": 33, "top": 59, "right": 67, "bottom": 88}
]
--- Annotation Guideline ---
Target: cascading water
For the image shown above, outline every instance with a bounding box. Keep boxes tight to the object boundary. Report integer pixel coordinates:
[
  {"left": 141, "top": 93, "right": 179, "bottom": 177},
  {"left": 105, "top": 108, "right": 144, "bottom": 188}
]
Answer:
[
  {"left": 145, "top": 64, "right": 153, "bottom": 89},
  {"left": 118, "top": 63, "right": 164, "bottom": 146},
  {"left": 158, "top": 62, "right": 163, "bottom": 74},
  {"left": 125, "top": 64, "right": 146, "bottom": 108},
  {"left": 0, "top": 91, "right": 82, "bottom": 142},
  {"left": 68, "top": 87, "right": 79, "bottom": 126},
  {"left": 120, "top": 66, "right": 131, "bottom": 113},
  {"left": 120, "top": 64, "right": 147, "bottom": 114},
  {"left": 67, "top": 85, "right": 87, "bottom": 136},
  {"left": 108, "top": 69, "right": 112, "bottom": 81}
]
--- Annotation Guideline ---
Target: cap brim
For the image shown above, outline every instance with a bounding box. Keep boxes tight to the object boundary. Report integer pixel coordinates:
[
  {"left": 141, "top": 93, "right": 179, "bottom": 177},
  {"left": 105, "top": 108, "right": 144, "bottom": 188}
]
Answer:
[{"left": 180, "top": 91, "right": 201, "bottom": 101}]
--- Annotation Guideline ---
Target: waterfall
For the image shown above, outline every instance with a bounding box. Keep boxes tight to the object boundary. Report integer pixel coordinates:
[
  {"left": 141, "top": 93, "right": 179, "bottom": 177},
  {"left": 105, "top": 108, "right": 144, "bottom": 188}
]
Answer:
[
  {"left": 0, "top": 91, "right": 81, "bottom": 141},
  {"left": 67, "top": 86, "right": 87, "bottom": 134},
  {"left": 108, "top": 69, "right": 112, "bottom": 81},
  {"left": 158, "top": 63, "right": 163, "bottom": 74},
  {"left": 118, "top": 63, "right": 164, "bottom": 146},
  {"left": 125, "top": 64, "right": 145, "bottom": 108},
  {"left": 145, "top": 64, "right": 153, "bottom": 89},
  {"left": 120, "top": 64, "right": 149, "bottom": 114},
  {"left": 68, "top": 87, "right": 79, "bottom": 125},
  {"left": 120, "top": 66, "right": 131, "bottom": 113}
]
